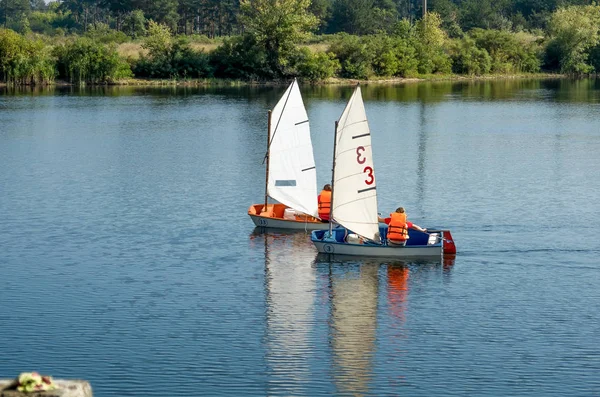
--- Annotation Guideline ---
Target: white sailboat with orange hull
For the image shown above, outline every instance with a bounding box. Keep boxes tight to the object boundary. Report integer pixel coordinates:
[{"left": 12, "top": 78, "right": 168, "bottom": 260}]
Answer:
[
  {"left": 311, "top": 85, "right": 456, "bottom": 258},
  {"left": 248, "top": 79, "right": 329, "bottom": 230}
]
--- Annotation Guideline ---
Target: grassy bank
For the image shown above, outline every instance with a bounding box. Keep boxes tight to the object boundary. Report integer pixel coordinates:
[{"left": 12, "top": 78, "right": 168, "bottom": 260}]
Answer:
[{"left": 0, "top": 72, "right": 566, "bottom": 89}]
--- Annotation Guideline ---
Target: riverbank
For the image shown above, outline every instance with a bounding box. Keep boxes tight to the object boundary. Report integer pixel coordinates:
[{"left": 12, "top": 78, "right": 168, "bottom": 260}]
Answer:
[{"left": 0, "top": 73, "right": 569, "bottom": 89}]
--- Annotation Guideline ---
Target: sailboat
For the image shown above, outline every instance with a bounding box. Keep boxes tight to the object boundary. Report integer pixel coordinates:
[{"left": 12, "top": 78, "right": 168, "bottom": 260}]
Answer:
[
  {"left": 311, "top": 85, "right": 456, "bottom": 258},
  {"left": 248, "top": 79, "right": 330, "bottom": 230}
]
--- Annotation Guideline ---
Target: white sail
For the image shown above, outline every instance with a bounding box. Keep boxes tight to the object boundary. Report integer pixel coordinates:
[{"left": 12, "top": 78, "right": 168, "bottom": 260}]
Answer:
[
  {"left": 331, "top": 85, "right": 380, "bottom": 242},
  {"left": 267, "top": 79, "right": 319, "bottom": 218}
]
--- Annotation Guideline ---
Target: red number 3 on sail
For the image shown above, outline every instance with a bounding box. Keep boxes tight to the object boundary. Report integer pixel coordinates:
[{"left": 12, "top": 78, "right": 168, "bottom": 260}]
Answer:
[{"left": 363, "top": 166, "right": 374, "bottom": 185}]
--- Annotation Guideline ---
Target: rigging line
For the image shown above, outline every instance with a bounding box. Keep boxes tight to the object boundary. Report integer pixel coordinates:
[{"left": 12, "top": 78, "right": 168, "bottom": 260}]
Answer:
[
  {"left": 269, "top": 79, "right": 296, "bottom": 148},
  {"left": 333, "top": 219, "right": 379, "bottom": 225},
  {"left": 337, "top": 119, "right": 368, "bottom": 134},
  {"left": 336, "top": 85, "right": 358, "bottom": 126},
  {"left": 334, "top": 196, "right": 377, "bottom": 209},
  {"left": 335, "top": 145, "right": 372, "bottom": 157},
  {"left": 262, "top": 80, "right": 297, "bottom": 163}
]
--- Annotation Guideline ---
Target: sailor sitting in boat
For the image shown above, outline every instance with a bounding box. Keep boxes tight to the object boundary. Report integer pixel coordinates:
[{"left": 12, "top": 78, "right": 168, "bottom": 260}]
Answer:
[
  {"left": 378, "top": 207, "right": 427, "bottom": 246},
  {"left": 317, "top": 184, "right": 332, "bottom": 222}
]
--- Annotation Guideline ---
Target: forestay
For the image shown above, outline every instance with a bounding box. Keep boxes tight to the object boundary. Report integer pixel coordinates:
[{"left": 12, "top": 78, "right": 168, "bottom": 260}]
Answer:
[
  {"left": 331, "top": 86, "right": 380, "bottom": 243},
  {"left": 267, "top": 79, "right": 319, "bottom": 218}
]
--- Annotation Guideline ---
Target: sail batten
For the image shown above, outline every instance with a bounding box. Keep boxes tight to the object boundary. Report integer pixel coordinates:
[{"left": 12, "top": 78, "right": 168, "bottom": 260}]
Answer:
[
  {"left": 266, "top": 79, "right": 319, "bottom": 218},
  {"left": 331, "top": 86, "right": 380, "bottom": 243}
]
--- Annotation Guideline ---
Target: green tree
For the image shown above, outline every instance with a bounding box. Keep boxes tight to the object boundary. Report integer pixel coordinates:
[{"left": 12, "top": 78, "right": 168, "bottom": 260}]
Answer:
[
  {"left": 210, "top": 34, "right": 270, "bottom": 79},
  {"left": 309, "top": 0, "right": 331, "bottom": 33},
  {"left": 547, "top": 4, "right": 600, "bottom": 73},
  {"left": 449, "top": 36, "right": 492, "bottom": 75},
  {"left": 413, "top": 12, "right": 451, "bottom": 74},
  {"left": 0, "top": 27, "right": 55, "bottom": 84},
  {"left": 54, "top": 37, "right": 132, "bottom": 83},
  {"left": 1, "top": 0, "right": 30, "bottom": 26},
  {"left": 459, "top": 0, "right": 513, "bottom": 31},
  {"left": 429, "top": 0, "right": 462, "bottom": 37},
  {"left": 134, "top": 20, "right": 212, "bottom": 78},
  {"left": 239, "top": 0, "right": 317, "bottom": 77},
  {"left": 292, "top": 47, "right": 340, "bottom": 81},
  {"left": 122, "top": 9, "right": 145, "bottom": 37},
  {"left": 329, "top": 0, "right": 397, "bottom": 34}
]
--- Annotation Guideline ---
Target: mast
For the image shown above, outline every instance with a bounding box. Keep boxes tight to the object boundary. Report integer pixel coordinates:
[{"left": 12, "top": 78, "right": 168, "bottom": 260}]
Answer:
[
  {"left": 328, "top": 120, "right": 338, "bottom": 234},
  {"left": 263, "top": 110, "right": 272, "bottom": 213}
]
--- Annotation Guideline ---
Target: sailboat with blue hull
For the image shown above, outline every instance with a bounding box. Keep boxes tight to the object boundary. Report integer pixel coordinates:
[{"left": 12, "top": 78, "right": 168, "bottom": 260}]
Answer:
[{"left": 310, "top": 85, "right": 456, "bottom": 258}]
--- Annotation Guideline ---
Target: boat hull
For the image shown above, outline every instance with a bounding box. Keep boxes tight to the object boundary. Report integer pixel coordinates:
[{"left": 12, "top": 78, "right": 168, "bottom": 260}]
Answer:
[
  {"left": 248, "top": 203, "right": 330, "bottom": 231},
  {"left": 311, "top": 227, "right": 444, "bottom": 259}
]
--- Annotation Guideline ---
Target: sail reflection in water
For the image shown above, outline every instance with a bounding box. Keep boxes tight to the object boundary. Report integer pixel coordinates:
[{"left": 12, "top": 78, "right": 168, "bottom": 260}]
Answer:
[
  {"left": 250, "top": 229, "right": 317, "bottom": 395},
  {"left": 313, "top": 255, "right": 455, "bottom": 396},
  {"left": 327, "top": 260, "right": 378, "bottom": 396}
]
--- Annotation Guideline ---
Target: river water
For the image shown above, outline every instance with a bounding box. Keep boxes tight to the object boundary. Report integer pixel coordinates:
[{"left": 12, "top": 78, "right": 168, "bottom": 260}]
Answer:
[{"left": 1, "top": 78, "right": 599, "bottom": 396}]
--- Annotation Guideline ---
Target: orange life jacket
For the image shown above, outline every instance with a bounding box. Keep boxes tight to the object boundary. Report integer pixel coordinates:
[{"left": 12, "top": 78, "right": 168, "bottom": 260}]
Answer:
[
  {"left": 388, "top": 212, "right": 408, "bottom": 241},
  {"left": 318, "top": 190, "right": 331, "bottom": 219}
]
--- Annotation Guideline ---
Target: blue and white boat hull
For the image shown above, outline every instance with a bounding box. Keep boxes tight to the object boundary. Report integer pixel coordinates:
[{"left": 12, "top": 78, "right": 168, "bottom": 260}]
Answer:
[{"left": 311, "top": 227, "right": 445, "bottom": 259}]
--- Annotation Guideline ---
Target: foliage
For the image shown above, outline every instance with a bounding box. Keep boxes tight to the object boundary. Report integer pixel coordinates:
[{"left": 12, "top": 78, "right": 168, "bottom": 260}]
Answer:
[
  {"left": 546, "top": 4, "right": 600, "bottom": 73},
  {"left": 5, "top": 1, "right": 600, "bottom": 83},
  {"left": 449, "top": 37, "right": 492, "bottom": 75},
  {"left": 412, "top": 12, "right": 452, "bottom": 74},
  {"left": 291, "top": 47, "right": 340, "bottom": 81},
  {"left": 469, "top": 28, "right": 540, "bottom": 73},
  {"left": 0, "top": 28, "right": 55, "bottom": 84},
  {"left": 239, "top": 0, "right": 318, "bottom": 77},
  {"left": 133, "top": 21, "right": 212, "bottom": 78},
  {"left": 122, "top": 10, "right": 146, "bottom": 39},
  {"left": 369, "top": 34, "right": 418, "bottom": 77},
  {"left": 209, "top": 34, "right": 270, "bottom": 80},
  {"left": 54, "top": 37, "right": 132, "bottom": 83},
  {"left": 328, "top": 0, "right": 398, "bottom": 35},
  {"left": 84, "top": 23, "right": 129, "bottom": 44},
  {"left": 327, "top": 33, "right": 373, "bottom": 79}
]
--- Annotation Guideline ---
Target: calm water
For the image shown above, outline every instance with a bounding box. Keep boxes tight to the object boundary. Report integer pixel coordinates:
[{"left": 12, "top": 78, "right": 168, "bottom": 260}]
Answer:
[{"left": 1, "top": 79, "right": 599, "bottom": 396}]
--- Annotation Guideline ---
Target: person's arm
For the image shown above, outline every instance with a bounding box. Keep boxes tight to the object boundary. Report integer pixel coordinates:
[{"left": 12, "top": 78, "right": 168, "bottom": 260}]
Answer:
[{"left": 410, "top": 223, "right": 427, "bottom": 232}]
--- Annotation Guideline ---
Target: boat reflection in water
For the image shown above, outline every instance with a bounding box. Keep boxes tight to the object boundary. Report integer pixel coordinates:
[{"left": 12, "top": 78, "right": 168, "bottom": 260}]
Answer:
[
  {"left": 313, "top": 253, "right": 455, "bottom": 396},
  {"left": 250, "top": 227, "right": 455, "bottom": 396},
  {"left": 250, "top": 228, "right": 318, "bottom": 396}
]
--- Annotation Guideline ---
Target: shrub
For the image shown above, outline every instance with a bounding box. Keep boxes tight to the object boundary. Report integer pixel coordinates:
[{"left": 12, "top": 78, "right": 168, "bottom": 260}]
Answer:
[
  {"left": 0, "top": 28, "right": 55, "bottom": 84},
  {"left": 54, "top": 37, "right": 132, "bottom": 83},
  {"left": 84, "top": 23, "right": 129, "bottom": 44},
  {"left": 132, "top": 22, "right": 213, "bottom": 79},
  {"left": 469, "top": 29, "right": 541, "bottom": 73},
  {"left": 291, "top": 47, "right": 340, "bottom": 81},
  {"left": 328, "top": 33, "right": 373, "bottom": 79},
  {"left": 368, "top": 35, "right": 418, "bottom": 77},
  {"left": 449, "top": 37, "right": 492, "bottom": 75},
  {"left": 210, "top": 34, "right": 270, "bottom": 80}
]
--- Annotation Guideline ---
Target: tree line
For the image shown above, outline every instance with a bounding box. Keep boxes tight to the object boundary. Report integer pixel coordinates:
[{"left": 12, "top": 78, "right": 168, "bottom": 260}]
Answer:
[
  {"left": 1, "top": 0, "right": 598, "bottom": 37},
  {"left": 1, "top": 0, "right": 600, "bottom": 84}
]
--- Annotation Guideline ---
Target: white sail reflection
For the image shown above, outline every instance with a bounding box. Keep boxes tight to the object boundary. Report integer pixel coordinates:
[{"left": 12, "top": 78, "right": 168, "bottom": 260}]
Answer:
[
  {"left": 328, "top": 262, "right": 379, "bottom": 396},
  {"left": 254, "top": 230, "right": 317, "bottom": 395}
]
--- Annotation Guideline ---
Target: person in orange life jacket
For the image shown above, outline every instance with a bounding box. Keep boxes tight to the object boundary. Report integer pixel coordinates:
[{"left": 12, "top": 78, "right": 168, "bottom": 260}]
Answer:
[
  {"left": 377, "top": 207, "right": 427, "bottom": 246},
  {"left": 318, "top": 184, "right": 332, "bottom": 222}
]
